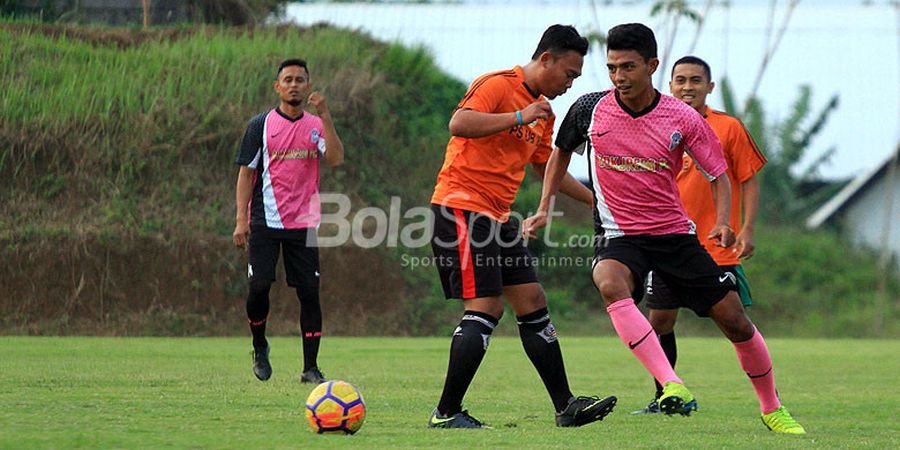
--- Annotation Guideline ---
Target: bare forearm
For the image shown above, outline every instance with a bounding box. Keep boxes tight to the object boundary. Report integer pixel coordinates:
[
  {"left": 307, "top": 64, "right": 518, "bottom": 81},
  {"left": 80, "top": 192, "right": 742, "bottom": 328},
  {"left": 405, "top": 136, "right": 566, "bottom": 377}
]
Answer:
[
  {"left": 740, "top": 176, "right": 760, "bottom": 234},
  {"left": 449, "top": 109, "right": 519, "bottom": 138},
  {"left": 559, "top": 172, "right": 592, "bottom": 206},
  {"left": 711, "top": 174, "right": 732, "bottom": 226},
  {"left": 235, "top": 169, "right": 254, "bottom": 223},
  {"left": 534, "top": 150, "right": 572, "bottom": 212},
  {"left": 321, "top": 113, "right": 344, "bottom": 167}
]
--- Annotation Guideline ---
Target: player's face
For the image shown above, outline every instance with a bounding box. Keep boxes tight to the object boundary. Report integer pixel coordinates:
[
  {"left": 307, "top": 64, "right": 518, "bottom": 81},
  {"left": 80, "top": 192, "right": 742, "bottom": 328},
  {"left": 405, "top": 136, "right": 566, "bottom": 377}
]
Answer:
[
  {"left": 540, "top": 50, "right": 583, "bottom": 99},
  {"left": 669, "top": 63, "right": 714, "bottom": 113},
  {"left": 606, "top": 50, "right": 658, "bottom": 102},
  {"left": 274, "top": 65, "right": 311, "bottom": 107}
]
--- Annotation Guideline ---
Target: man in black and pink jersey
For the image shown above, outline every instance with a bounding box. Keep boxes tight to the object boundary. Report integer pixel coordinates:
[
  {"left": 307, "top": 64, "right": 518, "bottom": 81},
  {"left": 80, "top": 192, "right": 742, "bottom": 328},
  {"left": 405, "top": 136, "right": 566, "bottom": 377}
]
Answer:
[
  {"left": 523, "top": 24, "right": 805, "bottom": 433},
  {"left": 233, "top": 59, "right": 345, "bottom": 384}
]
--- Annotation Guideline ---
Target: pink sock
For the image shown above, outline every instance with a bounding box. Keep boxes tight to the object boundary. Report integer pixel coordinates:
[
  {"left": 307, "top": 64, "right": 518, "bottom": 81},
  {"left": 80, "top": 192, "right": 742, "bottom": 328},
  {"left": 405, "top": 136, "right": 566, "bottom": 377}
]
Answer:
[
  {"left": 733, "top": 326, "right": 781, "bottom": 414},
  {"left": 607, "top": 299, "right": 681, "bottom": 386}
]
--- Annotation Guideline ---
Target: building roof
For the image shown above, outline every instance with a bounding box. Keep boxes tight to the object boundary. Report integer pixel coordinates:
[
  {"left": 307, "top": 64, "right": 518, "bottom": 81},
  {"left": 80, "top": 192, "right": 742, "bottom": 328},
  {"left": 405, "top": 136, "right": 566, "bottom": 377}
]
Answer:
[{"left": 806, "top": 145, "right": 900, "bottom": 229}]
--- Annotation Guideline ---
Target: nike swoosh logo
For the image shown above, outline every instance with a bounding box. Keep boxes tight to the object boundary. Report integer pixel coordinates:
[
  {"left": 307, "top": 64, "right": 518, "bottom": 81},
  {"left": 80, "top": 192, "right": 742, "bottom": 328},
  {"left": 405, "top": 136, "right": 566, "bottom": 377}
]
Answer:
[
  {"left": 628, "top": 330, "right": 653, "bottom": 350},
  {"left": 747, "top": 367, "right": 772, "bottom": 379},
  {"left": 430, "top": 416, "right": 453, "bottom": 426},
  {"left": 595, "top": 131, "right": 611, "bottom": 138}
]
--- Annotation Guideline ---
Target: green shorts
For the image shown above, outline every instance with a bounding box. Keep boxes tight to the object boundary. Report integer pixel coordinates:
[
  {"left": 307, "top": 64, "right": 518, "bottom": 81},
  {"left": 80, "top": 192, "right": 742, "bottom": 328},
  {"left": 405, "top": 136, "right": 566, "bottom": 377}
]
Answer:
[{"left": 729, "top": 265, "right": 753, "bottom": 307}]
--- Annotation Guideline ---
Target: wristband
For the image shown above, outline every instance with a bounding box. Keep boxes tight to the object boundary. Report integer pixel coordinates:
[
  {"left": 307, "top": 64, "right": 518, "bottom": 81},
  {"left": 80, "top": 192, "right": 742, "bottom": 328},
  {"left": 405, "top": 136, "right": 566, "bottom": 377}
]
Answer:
[{"left": 515, "top": 110, "right": 524, "bottom": 126}]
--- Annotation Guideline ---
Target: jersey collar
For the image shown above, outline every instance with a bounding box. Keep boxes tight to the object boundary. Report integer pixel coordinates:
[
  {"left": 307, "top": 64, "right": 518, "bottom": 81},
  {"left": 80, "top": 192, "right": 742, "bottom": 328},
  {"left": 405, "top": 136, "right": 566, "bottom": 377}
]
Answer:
[
  {"left": 275, "top": 107, "right": 304, "bottom": 122},
  {"left": 615, "top": 89, "right": 661, "bottom": 119}
]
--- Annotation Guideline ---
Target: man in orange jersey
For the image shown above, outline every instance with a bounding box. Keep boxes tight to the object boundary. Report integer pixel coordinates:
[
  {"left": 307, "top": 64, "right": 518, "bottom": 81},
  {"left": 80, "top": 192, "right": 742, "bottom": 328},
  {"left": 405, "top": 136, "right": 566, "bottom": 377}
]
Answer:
[
  {"left": 632, "top": 56, "right": 772, "bottom": 417},
  {"left": 427, "top": 24, "right": 617, "bottom": 429}
]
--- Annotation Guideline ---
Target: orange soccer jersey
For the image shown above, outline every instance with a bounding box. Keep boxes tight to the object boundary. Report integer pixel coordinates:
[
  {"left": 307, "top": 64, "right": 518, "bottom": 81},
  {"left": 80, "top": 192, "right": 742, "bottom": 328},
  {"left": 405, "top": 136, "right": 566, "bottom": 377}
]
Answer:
[
  {"left": 677, "top": 106, "right": 767, "bottom": 266},
  {"left": 431, "top": 66, "right": 554, "bottom": 222}
]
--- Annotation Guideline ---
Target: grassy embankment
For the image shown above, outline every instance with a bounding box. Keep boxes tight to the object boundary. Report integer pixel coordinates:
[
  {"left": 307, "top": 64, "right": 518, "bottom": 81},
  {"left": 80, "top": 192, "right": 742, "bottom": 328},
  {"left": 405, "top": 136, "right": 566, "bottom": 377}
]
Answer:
[
  {"left": 1, "top": 21, "right": 896, "bottom": 337},
  {"left": 0, "top": 21, "right": 464, "bottom": 335}
]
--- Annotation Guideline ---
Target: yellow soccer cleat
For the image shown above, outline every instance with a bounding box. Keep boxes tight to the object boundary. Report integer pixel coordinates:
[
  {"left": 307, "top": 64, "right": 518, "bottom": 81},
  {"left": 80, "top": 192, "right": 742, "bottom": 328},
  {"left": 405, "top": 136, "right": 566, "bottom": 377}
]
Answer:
[
  {"left": 658, "top": 381, "right": 698, "bottom": 416},
  {"left": 761, "top": 406, "right": 806, "bottom": 435}
]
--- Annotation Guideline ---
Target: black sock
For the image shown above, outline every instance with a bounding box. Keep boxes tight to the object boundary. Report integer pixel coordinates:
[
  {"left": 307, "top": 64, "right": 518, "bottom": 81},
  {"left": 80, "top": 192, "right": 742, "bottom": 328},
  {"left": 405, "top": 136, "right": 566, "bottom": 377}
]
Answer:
[
  {"left": 437, "top": 310, "right": 498, "bottom": 417},
  {"left": 517, "top": 307, "right": 572, "bottom": 413},
  {"left": 297, "top": 285, "right": 322, "bottom": 372},
  {"left": 655, "top": 331, "right": 678, "bottom": 398},
  {"left": 246, "top": 282, "right": 271, "bottom": 349}
]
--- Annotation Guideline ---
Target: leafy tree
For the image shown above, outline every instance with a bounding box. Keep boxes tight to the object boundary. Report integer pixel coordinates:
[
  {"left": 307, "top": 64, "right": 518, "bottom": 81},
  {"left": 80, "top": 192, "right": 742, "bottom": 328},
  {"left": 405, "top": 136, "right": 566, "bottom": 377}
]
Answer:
[{"left": 719, "top": 78, "right": 841, "bottom": 225}]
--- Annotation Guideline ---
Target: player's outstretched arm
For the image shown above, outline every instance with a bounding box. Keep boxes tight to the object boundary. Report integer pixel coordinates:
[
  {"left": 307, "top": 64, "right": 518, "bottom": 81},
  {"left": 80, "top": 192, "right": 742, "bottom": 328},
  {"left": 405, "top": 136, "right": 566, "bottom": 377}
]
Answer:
[
  {"left": 233, "top": 165, "right": 255, "bottom": 249},
  {"left": 708, "top": 174, "right": 735, "bottom": 248},
  {"left": 308, "top": 90, "right": 344, "bottom": 167},
  {"left": 522, "top": 149, "right": 572, "bottom": 239},
  {"left": 449, "top": 100, "right": 552, "bottom": 138}
]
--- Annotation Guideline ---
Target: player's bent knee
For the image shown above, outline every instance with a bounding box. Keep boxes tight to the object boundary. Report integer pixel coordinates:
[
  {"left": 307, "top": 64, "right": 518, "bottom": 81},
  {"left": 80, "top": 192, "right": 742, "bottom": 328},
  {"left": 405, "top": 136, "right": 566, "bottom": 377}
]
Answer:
[
  {"left": 649, "top": 310, "right": 677, "bottom": 334},
  {"left": 248, "top": 279, "right": 272, "bottom": 297},
  {"left": 594, "top": 278, "right": 630, "bottom": 304},
  {"left": 463, "top": 297, "right": 504, "bottom": 320},
  {"left": 713, "top": 307, "right": 754, "bottom": 342},
  {"left": 295, "top": 285, "right": 320, "bottom": 304}
]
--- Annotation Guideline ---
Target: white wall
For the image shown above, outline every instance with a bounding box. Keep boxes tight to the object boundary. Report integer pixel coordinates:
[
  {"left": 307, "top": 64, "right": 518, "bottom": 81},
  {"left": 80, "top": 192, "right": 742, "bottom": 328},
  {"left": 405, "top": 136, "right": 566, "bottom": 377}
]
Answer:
[{"left": 841, "top": 167, "right": 900, "bottom": 270}]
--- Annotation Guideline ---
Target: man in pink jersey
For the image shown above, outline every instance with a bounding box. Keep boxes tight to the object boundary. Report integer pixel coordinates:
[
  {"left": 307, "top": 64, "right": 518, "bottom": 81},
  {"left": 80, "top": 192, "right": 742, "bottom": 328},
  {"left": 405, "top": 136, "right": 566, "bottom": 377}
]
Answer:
[
  {"left": 233, "top": 59, "right": 345, "bottom": 384},
  {"left": 523, "top": 24, "right": 805, "bottom": 433},
  {"left": 632, "top": 56, "right": 769, "bottom": 416}
]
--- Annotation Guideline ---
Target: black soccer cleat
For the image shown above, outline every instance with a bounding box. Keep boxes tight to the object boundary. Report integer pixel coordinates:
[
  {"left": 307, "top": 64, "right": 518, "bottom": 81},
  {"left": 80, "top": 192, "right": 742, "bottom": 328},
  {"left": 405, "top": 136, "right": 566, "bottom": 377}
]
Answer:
[
  {"left": 556, "top": 395, "right": 618, "bottom": 427},
  {"left": 428, "top": 409, "right": 488, "bottom": 429},
  {"left": 300, "top": 367, "right": 327, "bottom": 384},
  {"left": 630, "top": 398, "right": 661, "bottom": 414},
  {"left": 252, "top": 345, "right": 272, "bottom": 381}
]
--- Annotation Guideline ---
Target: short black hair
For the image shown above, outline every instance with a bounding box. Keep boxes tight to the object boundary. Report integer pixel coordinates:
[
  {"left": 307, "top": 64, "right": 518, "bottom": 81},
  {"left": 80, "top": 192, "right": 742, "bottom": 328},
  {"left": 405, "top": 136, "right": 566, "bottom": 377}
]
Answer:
[
  {"left": 532, "top": 24, "right": 589, "bottom": 60},
  {"left": 277, "top": 59, "right": 308, "bottom": 78},
  {"left": 672, "top": 56, "right": 712, "bottom": 82},
  {"left": 606, "top": 23, "right": 657, "bottom": 61}
]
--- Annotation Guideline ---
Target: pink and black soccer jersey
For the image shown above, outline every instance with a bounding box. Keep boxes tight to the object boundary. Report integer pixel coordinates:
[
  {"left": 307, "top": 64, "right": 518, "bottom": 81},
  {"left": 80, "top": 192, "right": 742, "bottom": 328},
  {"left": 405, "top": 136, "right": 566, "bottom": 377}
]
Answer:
[
  {"left": 235, "top": 108, "right": 327, "bottom": 230},
  {"left": 556, "top": 90, "right": 726, "bottom": 238}
]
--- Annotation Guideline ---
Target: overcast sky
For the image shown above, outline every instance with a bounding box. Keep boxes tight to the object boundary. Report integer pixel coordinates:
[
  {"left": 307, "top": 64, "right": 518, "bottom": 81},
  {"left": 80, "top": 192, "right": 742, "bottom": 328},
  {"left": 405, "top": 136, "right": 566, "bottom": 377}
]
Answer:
[{"left": 287, "top": 1, "right": 899, "bottom": 181}]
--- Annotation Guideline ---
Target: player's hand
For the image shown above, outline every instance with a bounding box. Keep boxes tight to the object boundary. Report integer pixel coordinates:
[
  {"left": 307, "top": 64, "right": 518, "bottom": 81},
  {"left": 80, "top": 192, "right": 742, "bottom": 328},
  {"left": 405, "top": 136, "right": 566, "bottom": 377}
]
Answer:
[
  {"left": 708, "top": 224, "right": 735, "bottom": 248},
  {"left": 521, "top": 211, "right": 549, "bottom": 240},
  {"left": 308, "top": 90, "right": 330, "bottom": 117},
  {"left": 520, "top": 100, "right": 552, "bottom": 124},
  {"left": 733, "top": 231, "right": 755, "bottom": 259},
  {"left": 233, "top": 222, "right": 250, "bottom": 250}
]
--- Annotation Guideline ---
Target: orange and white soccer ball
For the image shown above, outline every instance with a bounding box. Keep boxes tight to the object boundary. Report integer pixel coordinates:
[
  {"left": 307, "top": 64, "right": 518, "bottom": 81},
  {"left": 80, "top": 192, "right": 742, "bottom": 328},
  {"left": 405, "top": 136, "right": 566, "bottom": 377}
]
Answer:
[{"left": 305, "top": 380, "right": 366, "bottom": 434}]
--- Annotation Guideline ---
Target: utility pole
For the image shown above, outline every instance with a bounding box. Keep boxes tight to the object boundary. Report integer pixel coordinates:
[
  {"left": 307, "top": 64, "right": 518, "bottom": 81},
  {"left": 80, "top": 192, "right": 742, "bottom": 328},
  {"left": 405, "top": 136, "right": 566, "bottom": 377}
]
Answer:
[{"left": 143, "top": 0, "right": 151, "bottom": 29}]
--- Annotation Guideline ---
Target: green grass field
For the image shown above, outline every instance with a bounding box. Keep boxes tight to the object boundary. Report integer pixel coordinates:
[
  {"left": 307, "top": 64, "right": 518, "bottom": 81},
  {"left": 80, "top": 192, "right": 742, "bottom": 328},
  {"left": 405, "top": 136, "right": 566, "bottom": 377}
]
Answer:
[{"left": 1, "top": 336, "right": 896, "bottom": 449}]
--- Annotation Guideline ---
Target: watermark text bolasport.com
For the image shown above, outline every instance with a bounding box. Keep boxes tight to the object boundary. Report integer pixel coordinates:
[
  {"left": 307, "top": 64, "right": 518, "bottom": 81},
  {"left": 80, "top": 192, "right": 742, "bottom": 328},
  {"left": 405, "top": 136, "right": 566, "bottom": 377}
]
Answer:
[
  {"left": 313, "top": 193, "right": 597, "bottom": 249},
  {"left": 399, "top": 254, "right": 595, "bottom": 269}
]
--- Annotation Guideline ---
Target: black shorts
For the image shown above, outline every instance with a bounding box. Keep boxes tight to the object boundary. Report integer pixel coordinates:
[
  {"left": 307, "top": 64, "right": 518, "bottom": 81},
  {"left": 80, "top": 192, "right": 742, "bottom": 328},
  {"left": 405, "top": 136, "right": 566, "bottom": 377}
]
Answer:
[
  {"left": 431, "top": 204, "right": 538, "bottom": 300},
  {"left": 594, "top": 234, "right": 736, "bottom": 317},
  {"left": 248, "top": 226, "right": 320, "bottom": 290},
  {"left": 646, "top": 265, "right": 753, "bottom": 311}
]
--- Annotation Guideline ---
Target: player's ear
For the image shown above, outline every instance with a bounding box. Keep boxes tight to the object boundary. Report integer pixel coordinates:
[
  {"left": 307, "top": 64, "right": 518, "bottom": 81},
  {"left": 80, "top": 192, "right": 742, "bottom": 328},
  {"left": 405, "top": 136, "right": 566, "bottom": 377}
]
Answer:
[
  {"left": 708, "top": 81, "right": 716, "bottom": 94},
  {"left": 647, "top": 57, "right": 660, "bottom": 76},
  {"left": 539, "top": 51, "right": 553, "bottom": 65}
]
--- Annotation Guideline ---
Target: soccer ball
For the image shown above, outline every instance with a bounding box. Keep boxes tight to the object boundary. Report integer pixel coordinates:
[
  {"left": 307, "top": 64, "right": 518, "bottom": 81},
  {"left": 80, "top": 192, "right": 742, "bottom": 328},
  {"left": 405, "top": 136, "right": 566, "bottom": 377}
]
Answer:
[{"left": 305, "top": 380, "right": 366, "bottom": 434}]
